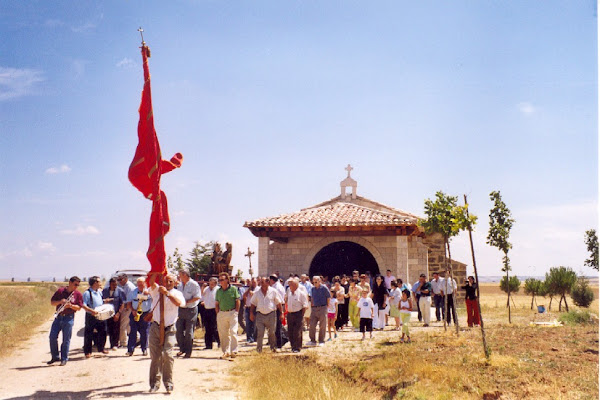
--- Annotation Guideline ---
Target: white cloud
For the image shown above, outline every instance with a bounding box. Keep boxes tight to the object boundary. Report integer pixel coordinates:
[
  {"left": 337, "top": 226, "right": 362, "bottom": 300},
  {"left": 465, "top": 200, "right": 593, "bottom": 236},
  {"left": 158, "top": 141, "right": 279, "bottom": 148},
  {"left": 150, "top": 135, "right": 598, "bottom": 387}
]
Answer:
[
  {"left": 116, "top": 58, "right": 136, "bottom": 69},
  {"left": 37, "top": 241, "right": 56, "bottom": 252},
  {"left": 45, "top": 164, "right": 71, "bottom": 174},
  {"left": 60, "top": 225, "right": 100, "bottom": 236},
  {"left": 518, "top": 101, "right": 536, "bottom": 115},
  {"left": 0, "top": 67, "right": 45, "bottom": 101}
]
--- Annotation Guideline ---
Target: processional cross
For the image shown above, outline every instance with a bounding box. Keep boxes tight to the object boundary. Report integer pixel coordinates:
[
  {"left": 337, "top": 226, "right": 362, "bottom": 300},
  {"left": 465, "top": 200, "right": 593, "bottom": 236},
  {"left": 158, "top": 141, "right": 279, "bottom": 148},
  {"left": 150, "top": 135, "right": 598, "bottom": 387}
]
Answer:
[{"left": 245, "top": 247, "right": 255, "bottom": 278}]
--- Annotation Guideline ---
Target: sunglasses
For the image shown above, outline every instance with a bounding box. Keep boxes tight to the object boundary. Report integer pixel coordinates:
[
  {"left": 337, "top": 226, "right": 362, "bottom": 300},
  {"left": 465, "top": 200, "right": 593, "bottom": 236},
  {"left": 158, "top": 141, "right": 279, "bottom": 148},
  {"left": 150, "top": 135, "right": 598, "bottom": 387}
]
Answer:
[{"left": 219, "top": 278, "right": 227, "bottom": 282}]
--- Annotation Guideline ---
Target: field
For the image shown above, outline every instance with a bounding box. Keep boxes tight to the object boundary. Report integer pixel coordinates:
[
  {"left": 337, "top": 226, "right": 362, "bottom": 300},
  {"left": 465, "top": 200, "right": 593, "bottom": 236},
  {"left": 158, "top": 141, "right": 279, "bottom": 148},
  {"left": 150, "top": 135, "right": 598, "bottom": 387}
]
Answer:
[
  {"left": 0, "top": 281, "right": 89, "bottom": 358},
  {"left": 233, "top": 283, "right": 599, "bottom": 400}
]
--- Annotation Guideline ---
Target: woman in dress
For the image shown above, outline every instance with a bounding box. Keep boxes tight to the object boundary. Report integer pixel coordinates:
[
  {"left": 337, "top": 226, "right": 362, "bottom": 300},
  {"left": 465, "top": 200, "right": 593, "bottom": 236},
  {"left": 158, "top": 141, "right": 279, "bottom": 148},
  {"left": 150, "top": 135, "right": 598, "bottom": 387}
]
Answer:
[{"left": 370, "top": 275, "right": 388, "bottom": 330}]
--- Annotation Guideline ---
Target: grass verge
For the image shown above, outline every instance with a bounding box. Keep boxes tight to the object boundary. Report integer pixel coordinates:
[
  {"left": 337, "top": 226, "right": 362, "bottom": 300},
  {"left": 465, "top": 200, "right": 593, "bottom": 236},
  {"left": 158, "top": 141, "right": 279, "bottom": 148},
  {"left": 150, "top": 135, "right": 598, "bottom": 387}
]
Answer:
[{"left": 0, "top": 282, "right": 65, "bottom": 357}]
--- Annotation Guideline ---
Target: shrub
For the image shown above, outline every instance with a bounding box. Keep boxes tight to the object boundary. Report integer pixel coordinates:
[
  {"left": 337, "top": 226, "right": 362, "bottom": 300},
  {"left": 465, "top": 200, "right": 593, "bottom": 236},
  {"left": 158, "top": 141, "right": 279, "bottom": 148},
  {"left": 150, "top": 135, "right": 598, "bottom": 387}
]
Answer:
[
  {"left": 500, "top": 275, "right": 520, "bottom": 294},
  {"left": 558, "top": 310, "right": 595, "bottom": 325},
  {"left": 571, "top": 277, "right": 595, "bottom": 308}
]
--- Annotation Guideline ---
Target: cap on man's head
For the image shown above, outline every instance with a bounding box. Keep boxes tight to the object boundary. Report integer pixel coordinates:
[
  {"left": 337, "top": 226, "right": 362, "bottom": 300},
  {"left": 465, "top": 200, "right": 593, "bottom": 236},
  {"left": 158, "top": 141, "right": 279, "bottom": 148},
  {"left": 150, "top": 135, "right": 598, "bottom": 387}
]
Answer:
[{"left": 269, "top": 274, "right": 278, "bottom": 281}]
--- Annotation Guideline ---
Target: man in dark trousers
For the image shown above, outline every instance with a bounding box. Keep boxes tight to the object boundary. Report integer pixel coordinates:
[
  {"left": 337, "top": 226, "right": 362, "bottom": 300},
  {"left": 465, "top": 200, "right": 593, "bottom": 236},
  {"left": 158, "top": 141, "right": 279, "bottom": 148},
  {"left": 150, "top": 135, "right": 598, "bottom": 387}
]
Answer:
[
  {"left": 201, "top": 277, "right": 220, "bottom": 349},
  {"left": 82, "top": 276, "right": 107, "bottom": 357},
  {"left": 102, "top": 277, "right": 126, "bottom": 351}
]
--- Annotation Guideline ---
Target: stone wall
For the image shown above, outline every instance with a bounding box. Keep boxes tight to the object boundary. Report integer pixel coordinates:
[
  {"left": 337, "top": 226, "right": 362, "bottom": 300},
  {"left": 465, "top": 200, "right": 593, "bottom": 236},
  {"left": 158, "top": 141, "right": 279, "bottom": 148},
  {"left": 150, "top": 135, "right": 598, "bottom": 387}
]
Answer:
[{"left": 422, "top": 232, "right": 467, "bottom": 299}]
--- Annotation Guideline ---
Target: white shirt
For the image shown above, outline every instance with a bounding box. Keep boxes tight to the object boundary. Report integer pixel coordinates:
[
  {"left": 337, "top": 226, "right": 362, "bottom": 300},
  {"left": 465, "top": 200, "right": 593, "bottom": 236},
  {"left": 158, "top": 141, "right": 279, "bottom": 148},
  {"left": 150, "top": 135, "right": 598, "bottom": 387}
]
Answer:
[
  {"left": 384, "top": 275, "right": 396, "bottom": 290},
  {"left": 148, "top": 286, "right": 185, "bottom": 326},
  {"left": 272, "top": 281, "right": 285, "bottom": 299},
  {"left": 178, "top": 279, "right": 202, "bottom": 308},
  {"left": 327, "top": 298, "right": 338, "bottom": 314},
  {"left": 251, "top": 287, "right": 281, "bottom": 315},
  {"left": 389, "top": 287, "right": 402, "bottom": 307},
  {"left": 285, "top": 287, "right": 308, "bottom": 313},
  {"left": 202, "top": 286, "right": 218, "bottom": 309},
  {"left": 430, "top": 278, "right": 444, "bottom": 295},
  {"left": 357, "top": 297, "right": 375, "bottom": 319},
  {"left": 443, "top": 278, "right": 458, "bottom": 295}
]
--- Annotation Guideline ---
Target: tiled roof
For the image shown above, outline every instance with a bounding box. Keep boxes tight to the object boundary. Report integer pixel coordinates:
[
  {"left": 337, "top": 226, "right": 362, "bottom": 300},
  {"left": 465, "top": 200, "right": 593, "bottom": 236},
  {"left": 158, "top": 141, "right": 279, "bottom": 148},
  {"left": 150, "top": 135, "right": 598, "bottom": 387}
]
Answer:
[{"left": 244, "top": 202, "right": 419, "bottom": 228}]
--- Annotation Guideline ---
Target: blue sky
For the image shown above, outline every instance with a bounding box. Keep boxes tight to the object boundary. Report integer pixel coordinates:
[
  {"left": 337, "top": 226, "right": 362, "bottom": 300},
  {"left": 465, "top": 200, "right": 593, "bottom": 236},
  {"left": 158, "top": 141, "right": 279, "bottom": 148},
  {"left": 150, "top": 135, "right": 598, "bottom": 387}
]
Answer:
[{"left": 0, "top": 1, "right": 597, "bottom": 281}]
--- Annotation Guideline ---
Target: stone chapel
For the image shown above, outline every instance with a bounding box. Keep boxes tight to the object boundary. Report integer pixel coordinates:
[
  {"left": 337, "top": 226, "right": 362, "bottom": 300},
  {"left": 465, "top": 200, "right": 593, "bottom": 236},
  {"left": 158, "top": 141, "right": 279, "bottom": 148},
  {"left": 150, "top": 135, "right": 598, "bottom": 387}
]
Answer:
[{"left": 244, "top": 166, "right": 466, "bottom": 287}]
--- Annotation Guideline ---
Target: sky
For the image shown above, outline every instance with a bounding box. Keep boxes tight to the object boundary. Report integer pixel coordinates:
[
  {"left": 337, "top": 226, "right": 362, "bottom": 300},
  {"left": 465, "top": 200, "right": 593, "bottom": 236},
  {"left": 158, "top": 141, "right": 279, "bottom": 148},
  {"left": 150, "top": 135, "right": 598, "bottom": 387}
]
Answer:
[{"left": 0, "top": 1, "right": 597, "bottom": 281}]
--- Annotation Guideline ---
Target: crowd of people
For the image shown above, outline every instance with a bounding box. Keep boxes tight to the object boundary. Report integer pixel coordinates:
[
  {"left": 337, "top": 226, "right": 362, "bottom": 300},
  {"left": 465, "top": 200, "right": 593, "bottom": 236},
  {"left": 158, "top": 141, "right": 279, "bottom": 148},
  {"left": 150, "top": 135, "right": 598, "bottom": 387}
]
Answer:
[{"left": 47, "top": 269, "right": 480, "bottom": 393}]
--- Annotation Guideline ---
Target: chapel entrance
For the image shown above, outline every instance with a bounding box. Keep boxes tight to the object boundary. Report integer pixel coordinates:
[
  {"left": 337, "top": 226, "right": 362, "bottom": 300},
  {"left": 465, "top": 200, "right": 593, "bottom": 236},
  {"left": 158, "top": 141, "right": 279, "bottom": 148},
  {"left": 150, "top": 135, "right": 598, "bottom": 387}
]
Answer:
[{"left": 308, "top": 241, "right": 380, "bottom": 278}]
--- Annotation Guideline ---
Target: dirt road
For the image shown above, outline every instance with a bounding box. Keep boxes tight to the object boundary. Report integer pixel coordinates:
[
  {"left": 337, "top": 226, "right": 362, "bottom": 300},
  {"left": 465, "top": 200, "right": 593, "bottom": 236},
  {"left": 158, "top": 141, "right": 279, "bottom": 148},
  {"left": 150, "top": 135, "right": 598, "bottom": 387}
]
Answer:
[{"left": 0, "top": 310, "right": 240, "bottom": 400}]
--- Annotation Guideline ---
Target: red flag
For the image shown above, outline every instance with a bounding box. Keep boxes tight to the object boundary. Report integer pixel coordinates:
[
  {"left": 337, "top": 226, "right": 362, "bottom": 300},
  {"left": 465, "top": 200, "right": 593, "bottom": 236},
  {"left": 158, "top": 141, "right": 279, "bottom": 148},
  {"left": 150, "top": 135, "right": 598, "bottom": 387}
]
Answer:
[{"left": 129, "top": 45, "right": 182, "bottom": 277}]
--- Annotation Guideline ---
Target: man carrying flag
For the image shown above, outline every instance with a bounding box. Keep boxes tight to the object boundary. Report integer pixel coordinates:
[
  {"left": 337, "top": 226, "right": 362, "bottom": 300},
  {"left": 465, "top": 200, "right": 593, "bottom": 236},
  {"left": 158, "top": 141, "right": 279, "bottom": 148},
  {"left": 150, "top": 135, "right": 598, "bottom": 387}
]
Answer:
[{"left": 128, "top": 31, "right": 184, "bottom": 394}]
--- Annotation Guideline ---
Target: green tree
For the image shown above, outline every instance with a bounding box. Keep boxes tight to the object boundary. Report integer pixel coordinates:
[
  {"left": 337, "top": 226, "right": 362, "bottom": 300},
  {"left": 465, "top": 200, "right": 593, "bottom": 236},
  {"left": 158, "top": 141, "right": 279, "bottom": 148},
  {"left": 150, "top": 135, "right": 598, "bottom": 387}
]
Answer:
[
  {"left": 545, "top": 266, "right": 577, "bottom": 312},
  {"left": 524, "top": 278, "right": 544, "bottom": 310},
  {"left": 584, "top": 229, "right": 599, "bottom": 271},
  {"left": 421, "top": 191, "right": 476, "bottom": 334},
  {"left": 487, "top": 190, "right": 515, "bottom": 323},
  {"left": 571, "top": 276, "right": 595, "bottom": 308},
  {"left": 186, "top": 241, "right": 215, "bottom": 276},
  {"left": 500, "top": 275, "right": 521, "bottom": 297},
  {"left": 171, "top": 248, "right": 185, "bottom": 271}
]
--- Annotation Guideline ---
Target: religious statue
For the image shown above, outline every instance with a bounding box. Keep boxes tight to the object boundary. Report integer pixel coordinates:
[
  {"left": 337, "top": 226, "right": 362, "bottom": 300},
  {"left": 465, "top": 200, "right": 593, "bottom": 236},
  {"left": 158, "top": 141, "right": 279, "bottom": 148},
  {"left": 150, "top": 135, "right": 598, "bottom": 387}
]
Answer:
[{"left": 210, "top": 242, "right": 233, "bottom": 275}]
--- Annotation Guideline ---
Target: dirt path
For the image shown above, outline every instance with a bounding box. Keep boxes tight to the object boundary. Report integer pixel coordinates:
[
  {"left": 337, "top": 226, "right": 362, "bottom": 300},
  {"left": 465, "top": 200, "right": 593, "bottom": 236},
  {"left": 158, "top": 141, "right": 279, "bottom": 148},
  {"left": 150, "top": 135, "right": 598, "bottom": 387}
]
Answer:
[{"left": 0, "top": 310, "right": 242, "bottom": 400}]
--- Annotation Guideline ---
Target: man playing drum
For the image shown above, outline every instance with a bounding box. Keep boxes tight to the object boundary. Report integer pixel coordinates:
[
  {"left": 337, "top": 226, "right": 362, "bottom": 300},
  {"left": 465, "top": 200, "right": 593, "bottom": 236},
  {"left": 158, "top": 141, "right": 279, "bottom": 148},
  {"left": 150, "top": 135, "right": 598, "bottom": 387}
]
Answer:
[{"left": 82, "top": 276, "right": 108, "bottom": 358}]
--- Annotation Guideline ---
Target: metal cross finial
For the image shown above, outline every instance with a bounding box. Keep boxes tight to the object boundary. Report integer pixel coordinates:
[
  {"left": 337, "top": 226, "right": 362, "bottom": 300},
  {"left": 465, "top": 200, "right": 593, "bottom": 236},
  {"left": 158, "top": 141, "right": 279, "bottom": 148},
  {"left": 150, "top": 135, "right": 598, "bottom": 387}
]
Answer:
[
  {"left": 345, "top": 164, "right": 353, "bottom": 178},
  {"left": 138, "top": 27, "right": 145, "bottom": 45},
  {"left": 245, "top": 247, "right": 255, "bottom": 278}
]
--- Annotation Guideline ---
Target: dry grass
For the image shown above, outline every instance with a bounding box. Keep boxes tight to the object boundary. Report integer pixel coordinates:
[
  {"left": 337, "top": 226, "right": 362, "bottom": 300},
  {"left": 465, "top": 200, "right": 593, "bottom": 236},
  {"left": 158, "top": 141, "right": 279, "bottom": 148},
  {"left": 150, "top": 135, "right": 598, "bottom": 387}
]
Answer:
[
  {"left": 0, "top": 282, "right": 68, "bottom": 357},
  {"left": 233, "top": 285, "right": 599, "bottom": 400}
]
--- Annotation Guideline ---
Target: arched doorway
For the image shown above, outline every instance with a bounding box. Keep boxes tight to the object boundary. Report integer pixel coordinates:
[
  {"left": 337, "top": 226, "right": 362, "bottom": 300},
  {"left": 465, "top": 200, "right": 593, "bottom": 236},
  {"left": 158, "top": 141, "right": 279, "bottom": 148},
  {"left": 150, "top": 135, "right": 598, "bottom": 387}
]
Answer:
[{"left": 308, "top": 241, "right": 380, "bottom": 278}]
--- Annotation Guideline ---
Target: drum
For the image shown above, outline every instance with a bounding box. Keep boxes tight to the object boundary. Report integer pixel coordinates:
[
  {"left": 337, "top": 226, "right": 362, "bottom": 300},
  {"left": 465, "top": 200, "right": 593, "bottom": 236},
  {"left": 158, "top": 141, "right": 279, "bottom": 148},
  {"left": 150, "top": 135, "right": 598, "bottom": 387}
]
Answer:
[{"left": 94, "top": 304, "right": 115, "bottom": 321}]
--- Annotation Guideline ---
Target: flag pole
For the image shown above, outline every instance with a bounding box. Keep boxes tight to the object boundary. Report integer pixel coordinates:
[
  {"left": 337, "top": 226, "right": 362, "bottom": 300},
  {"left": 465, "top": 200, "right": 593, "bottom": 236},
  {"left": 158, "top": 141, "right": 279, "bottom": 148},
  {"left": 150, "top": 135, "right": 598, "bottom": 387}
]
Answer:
[{"left": 137, "top": 26, "right": 163, "bottom": 345}]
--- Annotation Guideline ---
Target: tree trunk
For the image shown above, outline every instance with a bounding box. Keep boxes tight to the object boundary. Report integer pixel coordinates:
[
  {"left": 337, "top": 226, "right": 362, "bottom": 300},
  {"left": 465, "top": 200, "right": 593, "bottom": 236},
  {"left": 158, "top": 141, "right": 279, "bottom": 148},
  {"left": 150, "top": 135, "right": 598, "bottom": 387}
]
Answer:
[
  {"left": 506, "top": 265, "right": 511, "bottom": 323},
  {"left": 563, "top": 294, "right": 569, "bottom": 312},
  {"left": 446, "top": 241, "right": 459, "bottom": 335},
  {"left": 558, "top": 296, "right": 563, "bottom": 312},
  {"left": 464, "top": 195, "right": 490, "bottom": 359},
  {"left": 531, "top": 295, "right": 534, "bottom": 310},
  {"left": 548, "top": 296, "right": 553, "bottom": 311}
]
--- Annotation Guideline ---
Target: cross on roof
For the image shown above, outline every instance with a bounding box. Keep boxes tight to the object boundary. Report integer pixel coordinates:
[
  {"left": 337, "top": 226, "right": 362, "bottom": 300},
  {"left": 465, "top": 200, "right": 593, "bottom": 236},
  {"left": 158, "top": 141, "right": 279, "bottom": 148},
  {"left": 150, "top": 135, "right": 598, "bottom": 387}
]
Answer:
[{"left": 345, "top": 164, "right": 353, "bottom": 178}]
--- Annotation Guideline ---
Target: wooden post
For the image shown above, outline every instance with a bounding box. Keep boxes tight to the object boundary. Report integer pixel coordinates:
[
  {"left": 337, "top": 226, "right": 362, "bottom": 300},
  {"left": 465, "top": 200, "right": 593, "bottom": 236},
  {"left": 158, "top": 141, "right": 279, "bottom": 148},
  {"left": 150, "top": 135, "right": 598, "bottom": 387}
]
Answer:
[
  {"left": 464, "top": 194, "right": 490, "bottom": 359},
  {"left": 159, "top": 274, "right": 165, "bottom": 346}
]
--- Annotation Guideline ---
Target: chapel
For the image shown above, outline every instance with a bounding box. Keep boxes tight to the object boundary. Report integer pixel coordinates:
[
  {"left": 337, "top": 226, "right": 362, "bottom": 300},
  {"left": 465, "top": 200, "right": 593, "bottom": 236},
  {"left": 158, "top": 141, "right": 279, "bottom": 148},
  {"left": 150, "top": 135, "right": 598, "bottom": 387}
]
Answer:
[{"left": 244, "top": 166, "right": 466, "bottom": 287}]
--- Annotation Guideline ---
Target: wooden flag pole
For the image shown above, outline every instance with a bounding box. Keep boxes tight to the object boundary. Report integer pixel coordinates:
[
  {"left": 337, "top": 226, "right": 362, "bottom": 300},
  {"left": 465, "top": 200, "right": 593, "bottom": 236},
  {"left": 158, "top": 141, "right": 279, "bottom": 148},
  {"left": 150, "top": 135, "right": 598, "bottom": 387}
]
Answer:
[
  {"left": 159, "top": 275, "right": 165, "bottom": 346},
  {"left": 464, "top": 194, "right": 490, "bottom": 359}
]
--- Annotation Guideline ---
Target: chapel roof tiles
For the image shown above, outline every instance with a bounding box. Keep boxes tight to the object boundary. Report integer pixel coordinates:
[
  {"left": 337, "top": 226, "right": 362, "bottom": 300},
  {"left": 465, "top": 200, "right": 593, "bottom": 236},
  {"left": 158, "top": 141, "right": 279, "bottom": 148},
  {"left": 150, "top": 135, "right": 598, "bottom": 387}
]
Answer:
[{"left": 244, "top": 201, "right": 420, "bottom": 228}]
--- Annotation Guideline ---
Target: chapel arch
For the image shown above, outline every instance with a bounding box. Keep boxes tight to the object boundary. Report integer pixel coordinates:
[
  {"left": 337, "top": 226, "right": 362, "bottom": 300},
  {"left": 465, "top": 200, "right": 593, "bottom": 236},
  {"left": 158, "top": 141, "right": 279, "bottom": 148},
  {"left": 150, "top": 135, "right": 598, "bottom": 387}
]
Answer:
[{"left": 303, "top": 237, "right": 384, "bottom": 278}]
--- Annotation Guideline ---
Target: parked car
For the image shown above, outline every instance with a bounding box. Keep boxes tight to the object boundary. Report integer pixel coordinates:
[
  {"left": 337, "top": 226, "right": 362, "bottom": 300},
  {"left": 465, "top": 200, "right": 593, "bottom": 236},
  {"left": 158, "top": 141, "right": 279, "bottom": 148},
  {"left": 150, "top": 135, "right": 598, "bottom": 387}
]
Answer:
[{"left": 104, "top": 268, "right": 149, "bottom": 288}]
